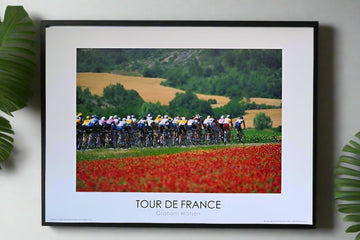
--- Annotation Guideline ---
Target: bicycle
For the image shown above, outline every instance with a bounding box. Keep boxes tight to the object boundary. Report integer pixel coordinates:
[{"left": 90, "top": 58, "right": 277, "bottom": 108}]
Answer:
[{"left": 236, "top": 127, "right": 246, "bottom": 143}]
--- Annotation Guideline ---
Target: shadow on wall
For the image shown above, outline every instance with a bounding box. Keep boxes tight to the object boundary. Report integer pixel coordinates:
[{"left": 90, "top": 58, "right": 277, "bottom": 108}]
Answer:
[{"left": 316, "top": 25, "right": 335, "bottom": 229}]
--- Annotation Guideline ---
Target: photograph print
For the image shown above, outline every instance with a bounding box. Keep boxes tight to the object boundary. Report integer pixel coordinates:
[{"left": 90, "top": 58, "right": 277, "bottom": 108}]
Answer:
[{"left": 75, "top": 48, "right": 282, "bottom": 194}]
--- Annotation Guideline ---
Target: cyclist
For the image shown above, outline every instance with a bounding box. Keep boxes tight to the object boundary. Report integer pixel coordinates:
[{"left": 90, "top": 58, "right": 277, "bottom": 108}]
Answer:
[
  {"left": 117, "top": 117, "right": 127, "bottom": 129},
  {"left": 193, "top": 114, "right": 203, "bottom": 142},
  {"left": 147, "top": 115, "right": 154, "bottom": 128},
  {"left": 159, "top": 115, "right": 171, "bottom": 145},
  {"left": 172, "top": 116, "right": 180, "bottom": 130},
  {"left": 76, "top": 114, "right": 83, "bottom": 128},
  {"left": 137, "top": 116, "right": 147, "bottom": 143},
  {"left": 99, "top": 116, "right": 107, "bottom": 129},
  {"left": 137, "top": 116, "right": 146, "bottom": 129},
  {"left": 235, "top": 116, "right": 246, "bottom": 143},
  {"left": 113, "top": 115, "right": 120, "bottom": 125},
  {"left": 187, "top": 116, "right": 195, "bottom": 131},
  {"left": 76, "top": 113, "right": 83, "bottom": 150},
  {"left": 154, "top": 114, "right": 162, "bottom": 124},
  {"left": 117, "top": 117, "right": 127, "bottom": 133},
  {"left": 224, "top": 115, "right": 233, "bottom": 141},
  {"left": 178, "top": 117, "right": 187, "bottom": 143},
  {"left": 131, "top": 115, "right": 137, "bottom": 125},
  {"left": 82, "top": 116, "right": 90, "bottom": 128},
  {"left": 126, "top": 115, "right": 132, "bottom": 129},
  {"left": 77, "top": 113, "right": 83, "bottom": 123},
  {"left": 159, "top": 115, "right": 170, "bottom": 133},
  {"left": 117, "top": 117, "right": 128, "bottom": 146},
  {"left": 218, "top": 115, "right": 225, "bottom": 140},
  {"left": 146, "top": 113, "right": 152, "bottom": 122},
  {"left": 88, "top": 115, "right": 99, "bottom": 129},
  {"left": 203, "top": 116, "right": 213, "bottom": 140},
  {"left": 106, "top": 116, "right": 116, "bottom": 130},
  {"left": 187, "top": 116, "right": 196, "bottom": 142},
  {"left": 172, "top": 116, "right": 180, "bottom": 142}
]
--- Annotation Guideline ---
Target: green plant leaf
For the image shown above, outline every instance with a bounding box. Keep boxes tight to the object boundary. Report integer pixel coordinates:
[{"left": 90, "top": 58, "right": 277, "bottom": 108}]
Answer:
[
  {"left": 347, "top": 224, "right": 360, "bottom": 233},
  {"left": 335, "top": 178, "right": 360, "bottom": 189},
  {"left": 0, "top": 116, "right": 14, "bottom": 168},
  {"left": 343, "top": 145, "right": 360, "bottom": 156},
  {"left": 335, "top": 132, "right": 360, "bottom": 238},
  {"left": 335, "top": 191, "right": 360, "bottom": 201},
  {"left": 335, "top": 166, "right": 360, "bottom": 177},
  {"left": 339, "top": 155, "right": 360, "bottom": 167},
  {"left": 344, "top": 215, "right": 360, "bottom": 222},
  {"left": 355, "top": 132, "right": 360, "bottom": 139},
  {"left": 337, "top": 204, "right": 360, "bottom": 214},
  {"left": 0, "top": 6, "right": 35, "bottom": 168},
  {"left": 0, "top": 6, "right": 35, "bottom": 115}
]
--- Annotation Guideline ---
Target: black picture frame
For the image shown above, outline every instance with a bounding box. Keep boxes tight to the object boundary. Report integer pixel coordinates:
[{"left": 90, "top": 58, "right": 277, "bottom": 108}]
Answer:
[{"left": 41, "top": 20, "right": 318, "bottom": 227}]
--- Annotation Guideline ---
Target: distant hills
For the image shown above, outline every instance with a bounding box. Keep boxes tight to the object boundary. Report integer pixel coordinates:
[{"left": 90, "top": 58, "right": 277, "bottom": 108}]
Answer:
[{"left": 77, "top": 48, "right": 282, "bottom": 100}]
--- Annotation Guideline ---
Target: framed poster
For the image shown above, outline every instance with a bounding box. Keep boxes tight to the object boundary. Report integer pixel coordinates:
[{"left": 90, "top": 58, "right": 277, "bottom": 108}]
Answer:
[{"left": 41, "top": 21, "right": 317, "bottom": 227}]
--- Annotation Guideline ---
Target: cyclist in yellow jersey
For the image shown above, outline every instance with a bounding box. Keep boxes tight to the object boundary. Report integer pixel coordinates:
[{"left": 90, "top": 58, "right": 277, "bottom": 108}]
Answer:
[
  {"left": 224, "top": 115, "right": 233, "bottom": 139},
  {"left": 178, "top": 117, "right": 187, "bottom": 132},
  {"left": 155, "top": 115, "right": 162, "bottom": 123},
  {"left": 82, "top": 116, "right": 91, "bottom": 126},
  {"left": 77, "top": 113, "right": 83, "bottom": 124},
  {"left": 76, "top": 113, "right": 84, "bottom": 150},
  {"left": 126, "top": 115, "right": 132, "bottom": 124}
]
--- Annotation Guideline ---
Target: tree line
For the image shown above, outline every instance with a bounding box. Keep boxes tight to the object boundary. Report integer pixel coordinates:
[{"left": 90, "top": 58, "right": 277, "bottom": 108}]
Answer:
[{"left": 77, "top": 83, "right": 278, "bottom": 120}]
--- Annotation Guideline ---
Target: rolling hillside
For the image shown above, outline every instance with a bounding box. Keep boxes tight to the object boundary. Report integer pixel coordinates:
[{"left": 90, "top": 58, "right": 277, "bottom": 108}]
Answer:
[
  {"left": 77, "top": 72, "right": 282, "bottom": 127},
  {"left": 77, "top": 72, "right": 230, "bottom": 107}
]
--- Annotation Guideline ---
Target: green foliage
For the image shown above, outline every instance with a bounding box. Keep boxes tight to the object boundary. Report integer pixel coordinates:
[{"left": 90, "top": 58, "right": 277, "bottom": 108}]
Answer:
[
  {"left": 245, "top": 101, "right": 279, "bottom": 110},
  {"left": 213, "top": 99, "right": 246, "bottom": 118},
  {"left": 77, "top": 49, "right": 282, "bottom": 99},
  {"left": 0, "top": 117, "right": 14, "bottom": 169},
  {"left": 207, "top": 98, "right": 217, "bottom": 104},
  {"left": 274, "top": 125, "right": 282, "bottom": 133},
  {"left": 253, "top": 112, "right": 273, "bottom": 130},
  {"left": 77, "top": 84, "right": 144, "bottom": 118},
  {"left": 110, "top": 70, "right": 142, "bottom": 77},
  {"left": 168, "top": 91, "right": 213, "bottom": 118},
  {"left": 335, "top": 132, "right": 360, "bottom": 240},
  {"left": 0, "top": 6, "right": 35, "bottom": 167},
  {"left": 103, "top": 83, "right": 144, "bottom": 106},
  {"left": 236, "top": 129, "right": 281, "bottom": 143},
  {"left": 137, "top": 102, "right": 169, "bottom": 118}
]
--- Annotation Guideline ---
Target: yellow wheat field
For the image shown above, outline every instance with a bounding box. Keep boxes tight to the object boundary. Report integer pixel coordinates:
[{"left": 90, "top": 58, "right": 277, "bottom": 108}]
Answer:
[
  {"left": 236, "top": 109, "right": 282, "bottom": 128},
  {"left": 77, "top": 73, "right": 230, "bottom": 106},
  {"left": 249, "top": 98, "right": 282, "bottom": 107}
]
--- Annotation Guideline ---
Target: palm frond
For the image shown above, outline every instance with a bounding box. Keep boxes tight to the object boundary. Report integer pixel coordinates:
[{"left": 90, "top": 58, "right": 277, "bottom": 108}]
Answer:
[
  {"left": 0, "top": 6, "right": 35, "bottom": 168},
  {"left": 0, "top": 6, "right": 35, "bottom": 115},
  {"left": 0, "top": 116, "right": 14, "bottom": 168},
  {"left": 335, "top": 132, "right": 360, "bottom": 239}
]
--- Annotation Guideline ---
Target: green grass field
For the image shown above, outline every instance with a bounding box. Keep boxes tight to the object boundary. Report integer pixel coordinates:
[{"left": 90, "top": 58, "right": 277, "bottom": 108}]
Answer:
[
  {"left": 77, "top": 128, "right": 281, "bottom": 162},
  {"left": 77, "top": 144, "right": 238, "bottom": 162},
  {"left": 236, "top": 128, "right": 281, "bottom": 143}
]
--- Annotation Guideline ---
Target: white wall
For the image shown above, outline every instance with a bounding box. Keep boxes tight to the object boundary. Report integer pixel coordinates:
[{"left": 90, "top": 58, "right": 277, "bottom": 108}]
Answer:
[{"left": 0, "top": 0, "right": 358, "bottom": 239}]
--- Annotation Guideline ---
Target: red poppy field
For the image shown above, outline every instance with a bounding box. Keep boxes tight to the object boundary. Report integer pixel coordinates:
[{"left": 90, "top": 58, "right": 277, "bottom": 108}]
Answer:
[{"left": 77, "top": 143, "right": 281, "bottom": 193}]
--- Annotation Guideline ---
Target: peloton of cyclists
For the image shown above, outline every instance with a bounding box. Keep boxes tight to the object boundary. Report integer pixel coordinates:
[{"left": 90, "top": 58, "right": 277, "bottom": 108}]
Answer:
[{"left": 76, "top": 112, "right": 246, "bottom": 149}]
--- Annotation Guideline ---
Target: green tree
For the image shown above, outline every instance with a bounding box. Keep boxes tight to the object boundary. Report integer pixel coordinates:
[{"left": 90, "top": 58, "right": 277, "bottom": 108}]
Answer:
[
  {"left": 168, "top": 91, "right": 213, "bottom": 117},
  {"left": 137, "top": 102, "right": 169, "bottom": 117},
  {"left": 213, "top": 99, "right": 246, "bottom": 118},
  {"left": 103, "top": 83, "right": 144, "bottom": 106},
  {"left": 253, "top": 112, "right": 273, "bottom": 130}
]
